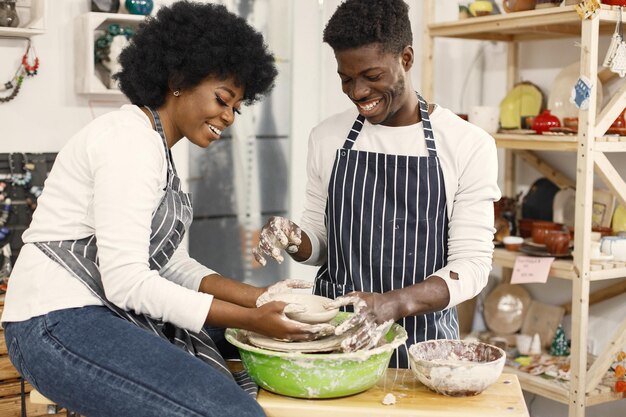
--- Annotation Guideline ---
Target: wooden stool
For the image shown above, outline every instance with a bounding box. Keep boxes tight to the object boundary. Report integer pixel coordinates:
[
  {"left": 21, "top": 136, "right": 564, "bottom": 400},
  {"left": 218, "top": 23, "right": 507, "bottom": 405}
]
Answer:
[{"left": 29, "top": 389, "right": 79, "bottom": 416}]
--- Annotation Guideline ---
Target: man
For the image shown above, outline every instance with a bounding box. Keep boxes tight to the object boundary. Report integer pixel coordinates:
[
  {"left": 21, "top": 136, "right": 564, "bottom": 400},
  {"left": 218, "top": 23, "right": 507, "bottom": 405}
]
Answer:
[{"left": 253, "top": 0, "right": 500, "bottom": 368}]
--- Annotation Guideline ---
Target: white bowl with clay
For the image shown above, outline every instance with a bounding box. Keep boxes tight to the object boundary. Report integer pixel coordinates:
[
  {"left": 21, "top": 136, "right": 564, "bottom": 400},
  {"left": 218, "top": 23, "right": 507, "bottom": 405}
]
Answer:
[{"left": 408, "top": 339, "right": 505, "bottom": 396}]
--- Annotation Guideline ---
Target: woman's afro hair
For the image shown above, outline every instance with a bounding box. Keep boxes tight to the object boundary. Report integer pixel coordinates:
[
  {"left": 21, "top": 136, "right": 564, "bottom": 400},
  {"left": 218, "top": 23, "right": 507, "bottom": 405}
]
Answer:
[
  {"left": 323, "top": 0, "right": 412, "bottom": 55},
  {"left": 114, "top": 1, "right": 277, "bottom": 108}
]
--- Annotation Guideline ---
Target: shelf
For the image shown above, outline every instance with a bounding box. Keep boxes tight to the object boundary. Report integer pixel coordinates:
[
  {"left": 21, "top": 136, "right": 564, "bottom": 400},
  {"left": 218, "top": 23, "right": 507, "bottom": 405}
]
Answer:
[
  {"left": 429, "top": 5, "right": 622, "bottom": 42},
  {"left": 0, "top": 0, "right": 45, "bottom": 38},
  {"left": 504, "top": 366, "right": 625, "bottom": 406},
  {"left": 495, "top": 133, "right": 578, "bottom": 151},
  {"left": 493, "top": 248, "right": 578, "bottom": 280},
  {"left": 494, "top": 248, "right": 626, "bottom": 281},
  {"left": 74, "top": 12, "right": 146, "bottom": 96},
  {"left": 495, "top": 134, "right": 626, "bottom": 151}
]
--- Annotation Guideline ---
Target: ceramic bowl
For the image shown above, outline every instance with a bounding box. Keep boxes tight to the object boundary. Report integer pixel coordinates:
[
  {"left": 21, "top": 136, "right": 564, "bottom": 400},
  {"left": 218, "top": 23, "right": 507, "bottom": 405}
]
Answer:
[
  {"left": 531, "top": 221, "right": 563, "bottom": 244},
  {"left": 408, "top": 340, "right": 505, "bottom": 397},
  {"left": 503, "top": 236, "right": 523, "bottom": 251},
  {"left": 225, "top": 313, "right": 408, "bottom": 398},
  {"left": 268, "top": 293, "right": 339, "bottom": 324}
]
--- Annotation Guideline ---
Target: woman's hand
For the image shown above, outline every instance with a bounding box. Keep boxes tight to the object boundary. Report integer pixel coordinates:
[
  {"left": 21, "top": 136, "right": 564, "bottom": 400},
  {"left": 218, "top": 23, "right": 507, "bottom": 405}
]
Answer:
[
  {"left": 251, "top": 301, "right": 335, "bottom": 341},
  {"left": 252, "top": 216, "right": 302, "bottom": 266},
  {"left": 256, "top": 279, "right": 313, "bottom": 307}
]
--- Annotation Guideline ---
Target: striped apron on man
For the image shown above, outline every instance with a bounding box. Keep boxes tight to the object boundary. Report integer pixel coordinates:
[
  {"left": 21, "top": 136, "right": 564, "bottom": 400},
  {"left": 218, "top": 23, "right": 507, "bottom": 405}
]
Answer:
[
  {"left": 34, "top": 107, "right": 257, "bottom": 396},
  {"left": 314, "top": 94, "right": 459, "bottom": 368}
]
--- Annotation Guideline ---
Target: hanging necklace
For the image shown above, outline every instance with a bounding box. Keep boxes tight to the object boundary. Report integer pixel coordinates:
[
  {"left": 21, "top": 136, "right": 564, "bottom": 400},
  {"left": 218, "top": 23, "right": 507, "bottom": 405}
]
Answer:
[
  {"left": 0, "top": 40, "right": 39, "bottom": 104},
  {"left": 8, "top": 153, "right": 32, "bottom": 188},
  {"left": 22, "top": 41, "right": 39, "bottom": 76}
]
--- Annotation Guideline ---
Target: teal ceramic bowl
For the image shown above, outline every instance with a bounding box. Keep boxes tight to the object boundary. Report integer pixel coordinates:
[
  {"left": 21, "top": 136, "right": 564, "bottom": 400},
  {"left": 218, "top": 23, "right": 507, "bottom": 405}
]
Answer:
[{"left": 225, "top": 313, "right": 407, "bottom": 399}]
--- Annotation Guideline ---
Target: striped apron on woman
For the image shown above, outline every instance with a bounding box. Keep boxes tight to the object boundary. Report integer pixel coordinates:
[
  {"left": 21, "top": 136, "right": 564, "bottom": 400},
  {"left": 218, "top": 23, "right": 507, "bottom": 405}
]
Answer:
[
  {"left": 314, "top": 95, "right": 459, "bottom": 368},
  {"left": 34, "top": 107, "right": 256, "bottom": 396}
]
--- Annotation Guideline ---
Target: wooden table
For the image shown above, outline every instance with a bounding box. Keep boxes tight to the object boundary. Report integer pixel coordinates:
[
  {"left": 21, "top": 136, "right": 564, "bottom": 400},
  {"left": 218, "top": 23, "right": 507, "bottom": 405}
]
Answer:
[{"left": 257, "top": 370, "right": 529, "bottom": 417}]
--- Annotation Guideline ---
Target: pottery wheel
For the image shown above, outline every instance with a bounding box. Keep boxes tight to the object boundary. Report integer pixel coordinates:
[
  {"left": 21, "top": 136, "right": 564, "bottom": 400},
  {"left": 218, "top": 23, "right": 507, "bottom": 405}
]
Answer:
[{"left": 247, "top": 332, "right": 345, "bottom": 353}]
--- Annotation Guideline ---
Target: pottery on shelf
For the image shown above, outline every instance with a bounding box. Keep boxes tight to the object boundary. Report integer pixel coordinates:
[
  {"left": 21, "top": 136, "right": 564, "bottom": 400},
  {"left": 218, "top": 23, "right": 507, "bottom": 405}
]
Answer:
[
  {"left": 125, "top": 0, "right": 153, "bottom": 15},
  {"left": 502, "top": 0, "right": 537, "bottom": 12},
  {"left": 0, "top": 0, "right": 19, "bottom": 28},
  {"left": 532, "top": 109, "right": 561, "bottom": 134}
]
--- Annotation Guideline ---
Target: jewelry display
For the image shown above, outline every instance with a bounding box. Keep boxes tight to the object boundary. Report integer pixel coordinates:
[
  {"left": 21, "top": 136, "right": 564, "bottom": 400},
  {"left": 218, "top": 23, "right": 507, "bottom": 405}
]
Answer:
[
  {"left": 8, "top": 153, "right": 32, "bottom": 188},
  {"left": 0, "top": 40, "right": 40, "bottom": 104},
  {"left": 94, "top": 23, "right": 134, "bottom": 64},
  {"left": 0, "top": 198, "right": 11, "bottom": 227}
]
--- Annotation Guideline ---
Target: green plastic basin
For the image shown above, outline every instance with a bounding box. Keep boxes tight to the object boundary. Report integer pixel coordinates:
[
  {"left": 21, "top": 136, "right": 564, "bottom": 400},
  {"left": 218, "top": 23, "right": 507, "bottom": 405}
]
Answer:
[{"left": 225, "top": 313, "right": 407, "bottom": 399}]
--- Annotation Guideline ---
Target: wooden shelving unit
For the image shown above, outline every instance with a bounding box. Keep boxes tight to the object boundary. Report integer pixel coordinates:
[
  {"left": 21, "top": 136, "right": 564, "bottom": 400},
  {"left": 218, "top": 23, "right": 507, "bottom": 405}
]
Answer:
[{"left": 423, "top": 3, "right": 626, "bottom": 417}]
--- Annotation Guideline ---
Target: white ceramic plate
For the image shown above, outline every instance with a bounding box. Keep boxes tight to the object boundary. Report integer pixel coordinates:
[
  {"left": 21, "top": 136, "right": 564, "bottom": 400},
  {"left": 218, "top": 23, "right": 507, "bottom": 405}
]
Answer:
[
  {"left": 553, "top": 188, "right": 576, "bottom": 228},
  {"left": 548, "top": 62, "right": 603, "bottom": 122}
]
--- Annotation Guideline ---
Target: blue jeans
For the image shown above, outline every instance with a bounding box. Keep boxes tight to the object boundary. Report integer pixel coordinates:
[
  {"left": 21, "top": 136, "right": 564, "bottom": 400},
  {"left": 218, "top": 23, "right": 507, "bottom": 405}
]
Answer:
[{"left": 3, "top": 306, "right": 266, "bottom": 417}]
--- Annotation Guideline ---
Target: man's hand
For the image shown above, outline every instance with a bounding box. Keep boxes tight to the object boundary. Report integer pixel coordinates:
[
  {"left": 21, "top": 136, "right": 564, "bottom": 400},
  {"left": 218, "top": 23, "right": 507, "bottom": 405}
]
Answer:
[
  {"left": 324, "top": 294, "right": 396, "bottom": 352},
  {"left": 252, "top": 216, "right": 302, "bottom": 266}
]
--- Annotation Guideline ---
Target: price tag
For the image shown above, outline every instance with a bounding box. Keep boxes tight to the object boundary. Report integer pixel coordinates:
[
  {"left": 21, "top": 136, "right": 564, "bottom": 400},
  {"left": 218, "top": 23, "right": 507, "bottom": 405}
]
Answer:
[{"left": 511, "top": 256, "right": 554, "bottom": 284}]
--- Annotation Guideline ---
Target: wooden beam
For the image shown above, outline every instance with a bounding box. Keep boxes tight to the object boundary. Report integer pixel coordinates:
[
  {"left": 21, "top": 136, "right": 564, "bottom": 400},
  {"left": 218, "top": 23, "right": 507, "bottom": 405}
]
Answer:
[
  {"left": 513, "top": 150, "right": 576, "bottom": 189},
  {"left": 595, "top": 81, "right": 626, "bottom": 137},
  {"left": 421, "top": 0, "right": 434, "bottom": 102},
  {"left": 594, "top": 151, "right": 626, "bottom": 208},
  {"left": 570, "top": 15, "right": 600, "bottom": 417},
  {"left": 585, "top": 317, "right": 626, "bottom": 393},
  {"left": 561, "top": 279, "right": 626, "bottom": 315}
]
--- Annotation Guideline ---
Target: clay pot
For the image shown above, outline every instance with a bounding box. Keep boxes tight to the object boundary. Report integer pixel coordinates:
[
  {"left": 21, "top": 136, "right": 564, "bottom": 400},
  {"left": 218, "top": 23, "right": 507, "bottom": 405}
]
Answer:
[
  {"left": 531, "top": 221, "right": 563, "bottom": 244},
  {"left": 532, "top": 110, "right": 561, "bottom": 134},
  {"left": 503, "top": 0, "right": 537, "bottom": 12},
  {"left": 535, "top": 0, "right": 561, "bottom": 8},
  {"left": 563, "top": 117, "right": 578, "bottom": 132},
  {"left": 518, "top": 218, "right": 536, "bottom": 238},
  {"left": 545, "top": 230, "right": 571, "bottom": 255}
]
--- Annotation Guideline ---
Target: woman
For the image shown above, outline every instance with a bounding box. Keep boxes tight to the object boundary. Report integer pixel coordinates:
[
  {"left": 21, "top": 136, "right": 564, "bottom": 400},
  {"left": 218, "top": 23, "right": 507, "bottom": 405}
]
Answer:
[{"left": 1, "top": 3, "right": 326, "bottom": 416}]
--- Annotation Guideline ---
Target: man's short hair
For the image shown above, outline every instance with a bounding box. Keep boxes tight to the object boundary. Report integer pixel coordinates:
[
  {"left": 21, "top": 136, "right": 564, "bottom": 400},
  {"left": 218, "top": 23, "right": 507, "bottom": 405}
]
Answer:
[{"left": 323, "top": 0, "right": 413, "bottom": 55}]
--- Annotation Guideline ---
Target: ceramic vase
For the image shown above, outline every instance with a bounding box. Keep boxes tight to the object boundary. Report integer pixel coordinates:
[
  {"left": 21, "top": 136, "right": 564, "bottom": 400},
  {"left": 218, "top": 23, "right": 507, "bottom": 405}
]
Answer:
[
  {"left": 0, "top": 0, "right": 19, "bottom": 28},
  {"left": 91, "top": 0, "right": 120, "bottom": 13},
  {"left": 125, "top": 0, "right": 153, "bottom": 15}
]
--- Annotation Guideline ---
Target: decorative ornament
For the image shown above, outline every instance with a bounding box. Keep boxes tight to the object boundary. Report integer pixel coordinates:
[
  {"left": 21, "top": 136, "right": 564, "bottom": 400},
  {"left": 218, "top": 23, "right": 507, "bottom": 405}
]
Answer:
[
  {"left": 550, "top": 324, "right": 570, "bottom": 356},
  {"left": 94, "top": 23, "right": 135, "bottom": 65},
  {"left": 0, "top": 199, "right": 11, "bottom": 227},
  {"left": 571, "top": 76, "right": 593, "bottom": 110},
  {"left": 576, "top": 0, "right": 601, "bottom": 20},
  {"left": 8, "top": 153, "right": 32, "bottom": 188},
  {"left": 21, "top": 42, "right": 39, "bottom": 76},
  {"left": 612, "top": 351, "right": 626, "bottom": 393},
  {"left": 610, "top": 40, "right": 626, "bottom": 77},
  {"left": 603, "top": 7, "right": 623, "bottom": 67},
  {"left": 0, "top": 40, "right": 39, "bottom": 104},
  {"left": 125, "top": 0, "right": 153, "bottom": 16}
]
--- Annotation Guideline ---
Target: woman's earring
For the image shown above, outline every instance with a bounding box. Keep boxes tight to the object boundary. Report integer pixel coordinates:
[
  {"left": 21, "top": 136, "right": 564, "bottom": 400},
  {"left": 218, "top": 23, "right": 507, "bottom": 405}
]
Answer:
[{"left": 173, "top": 90, "right": 180, "bottom": 97}]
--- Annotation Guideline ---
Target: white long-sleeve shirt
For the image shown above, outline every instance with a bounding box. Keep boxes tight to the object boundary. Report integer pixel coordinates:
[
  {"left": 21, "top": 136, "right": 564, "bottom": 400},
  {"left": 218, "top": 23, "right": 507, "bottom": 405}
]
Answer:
[
  {"left": 1, "top": 105, "right": 214, "bottom": 333},
  {"left": 299, "top": 105, "right": 501, "bottom": 308}
]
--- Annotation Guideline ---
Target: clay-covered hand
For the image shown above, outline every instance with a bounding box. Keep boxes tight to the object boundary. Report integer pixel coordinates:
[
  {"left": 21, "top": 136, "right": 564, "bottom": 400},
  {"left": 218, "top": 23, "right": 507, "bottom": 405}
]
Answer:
[
  {"left": 252, "top": 216, "right": 302, "bottom": 266},
  {"left": 256, "top": 279, "right": 313, "bottom": 307},
  {"left": 253, "top": 300, "right": 335, "bottom": 341},
  {"left": 324, "top": 293, "right": 396, "bottom": 352}
]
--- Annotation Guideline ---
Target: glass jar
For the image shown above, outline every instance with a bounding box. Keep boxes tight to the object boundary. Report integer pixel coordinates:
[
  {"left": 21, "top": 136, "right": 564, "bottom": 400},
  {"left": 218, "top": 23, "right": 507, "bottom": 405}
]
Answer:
[{"left": 0, "top": 0, "right": 19, "bottom": 28}]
